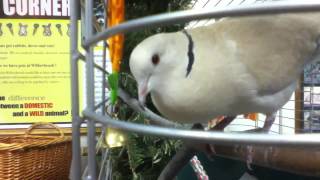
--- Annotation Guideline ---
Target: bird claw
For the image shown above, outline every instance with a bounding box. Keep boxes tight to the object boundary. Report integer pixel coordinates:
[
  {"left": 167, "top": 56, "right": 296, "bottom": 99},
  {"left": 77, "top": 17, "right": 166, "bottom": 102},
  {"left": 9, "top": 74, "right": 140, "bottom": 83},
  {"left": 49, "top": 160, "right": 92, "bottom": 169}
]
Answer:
[
  {"left": 204, "top": 144, "right": 216, "bottom": 160},
  {"left": 184, "top": 124, "right": 217, "bottom": 159},
  {"left": 246, "top": 145, "right": 254, "bottom": 171},
  {"left": 208, "top": 144, "right": 216, "bottom": 155}
]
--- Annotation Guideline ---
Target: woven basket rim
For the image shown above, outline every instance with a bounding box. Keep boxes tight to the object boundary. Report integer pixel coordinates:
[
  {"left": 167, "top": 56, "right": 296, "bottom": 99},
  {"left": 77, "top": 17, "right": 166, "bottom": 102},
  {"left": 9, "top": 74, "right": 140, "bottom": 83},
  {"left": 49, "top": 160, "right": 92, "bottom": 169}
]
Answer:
[
  {"left": 0, "top": 136, "right": 71, "bottom": 151},
  {"left": 0, "top": 123, "right": 71, "bottom": 151}
]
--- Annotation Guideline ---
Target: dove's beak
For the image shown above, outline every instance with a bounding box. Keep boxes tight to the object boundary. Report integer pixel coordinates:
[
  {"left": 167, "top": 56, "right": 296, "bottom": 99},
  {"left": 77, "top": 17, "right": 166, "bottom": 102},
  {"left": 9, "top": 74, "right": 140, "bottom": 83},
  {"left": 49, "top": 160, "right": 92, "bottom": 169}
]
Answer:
[{"left": 138, "top": 77, "right": 150, "bottom": 108}]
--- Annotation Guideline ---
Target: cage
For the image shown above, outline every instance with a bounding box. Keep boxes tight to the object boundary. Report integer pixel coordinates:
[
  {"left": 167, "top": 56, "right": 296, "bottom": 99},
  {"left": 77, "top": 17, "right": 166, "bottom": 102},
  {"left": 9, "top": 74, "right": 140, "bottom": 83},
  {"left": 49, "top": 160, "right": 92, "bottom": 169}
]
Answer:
[{"left": 69, "top": 0, "right": 320, "bottom": 179}]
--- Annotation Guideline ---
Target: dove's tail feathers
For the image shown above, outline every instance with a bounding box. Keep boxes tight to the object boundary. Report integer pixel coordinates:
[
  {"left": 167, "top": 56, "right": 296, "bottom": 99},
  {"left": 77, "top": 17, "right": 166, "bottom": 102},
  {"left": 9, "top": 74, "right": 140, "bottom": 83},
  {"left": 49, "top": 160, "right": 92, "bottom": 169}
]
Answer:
[
  {"left": 296, "top": 12, "right": 320, "bottom": 33},
  {"left": 295, "top": 12, "right": 320, "bottom": 64},
  {"left": 275, "top": 12, "right": 320, "bottom": 35}
]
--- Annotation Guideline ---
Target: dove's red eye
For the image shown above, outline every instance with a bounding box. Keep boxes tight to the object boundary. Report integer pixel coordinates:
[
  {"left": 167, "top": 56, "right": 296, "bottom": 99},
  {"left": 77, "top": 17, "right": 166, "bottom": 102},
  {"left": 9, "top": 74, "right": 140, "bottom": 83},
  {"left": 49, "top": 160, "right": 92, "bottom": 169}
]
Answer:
[{"left": 152, "top": 54, "right": 160, "bottom": 65}]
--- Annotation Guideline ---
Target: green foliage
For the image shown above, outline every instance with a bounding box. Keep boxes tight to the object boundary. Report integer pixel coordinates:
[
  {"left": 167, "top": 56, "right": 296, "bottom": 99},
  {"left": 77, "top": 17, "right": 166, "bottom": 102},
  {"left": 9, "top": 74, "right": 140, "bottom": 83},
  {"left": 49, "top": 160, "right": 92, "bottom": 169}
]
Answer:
[
  {"left": 108, "top": 72, "right": 119, "bottom": 105},
  {"left": 109, "top": 73, "right": 182, "bottom": 180}
]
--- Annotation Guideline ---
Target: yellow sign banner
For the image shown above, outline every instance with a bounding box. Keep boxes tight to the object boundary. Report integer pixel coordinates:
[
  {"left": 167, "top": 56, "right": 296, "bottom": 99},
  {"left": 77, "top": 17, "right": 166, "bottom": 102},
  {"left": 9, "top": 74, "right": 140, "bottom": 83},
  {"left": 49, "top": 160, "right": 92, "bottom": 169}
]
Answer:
[{"left": 0, "top": 19, "right": 71, "bottom": 123}]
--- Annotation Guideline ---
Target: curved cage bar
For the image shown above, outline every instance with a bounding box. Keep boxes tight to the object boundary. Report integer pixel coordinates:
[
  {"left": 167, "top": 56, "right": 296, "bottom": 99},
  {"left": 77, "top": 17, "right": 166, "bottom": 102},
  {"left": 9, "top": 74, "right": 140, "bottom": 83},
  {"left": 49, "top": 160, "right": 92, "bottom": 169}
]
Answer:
[
  {"left": 70, "top": 1, "right": 320, "bottom": 179},
  {"left": 83, "top": 110, "right": 320, "bottom": 147},
  {"left": 79, "top": 0, "right": 320, "bottom": 148},
  {"left": 84, "top": 1, "right": 320, "bottom": 47}
]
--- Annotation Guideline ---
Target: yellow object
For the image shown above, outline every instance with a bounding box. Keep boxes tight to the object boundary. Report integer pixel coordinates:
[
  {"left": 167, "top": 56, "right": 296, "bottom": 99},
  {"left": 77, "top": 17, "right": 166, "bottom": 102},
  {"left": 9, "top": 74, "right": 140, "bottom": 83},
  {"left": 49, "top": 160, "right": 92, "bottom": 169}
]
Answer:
[
  {"left": 0, "top": 19, "right": 73, "bottom": 123},
  {"left": 107, "top": 0, "right": 125, "bottom": 73},
  {"left": 105, "top": 127, "right": 126, "bottom": 148}
]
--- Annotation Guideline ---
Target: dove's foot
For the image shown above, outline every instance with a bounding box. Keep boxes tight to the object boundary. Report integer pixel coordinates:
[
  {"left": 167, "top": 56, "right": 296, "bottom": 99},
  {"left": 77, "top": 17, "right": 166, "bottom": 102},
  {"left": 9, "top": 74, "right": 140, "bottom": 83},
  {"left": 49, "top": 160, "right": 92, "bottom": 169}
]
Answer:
[
  {"left": 206, "top": 116, "right": 237, "bottom": 158},
  {"left": 246, "top": 145, "right": 254, "bottom": 171},
  {"left": 262, "top": 112, "right": 276, "bottom": 132},
  {"left": 246, "top": 112, "right": 276, "bottom": 170}
]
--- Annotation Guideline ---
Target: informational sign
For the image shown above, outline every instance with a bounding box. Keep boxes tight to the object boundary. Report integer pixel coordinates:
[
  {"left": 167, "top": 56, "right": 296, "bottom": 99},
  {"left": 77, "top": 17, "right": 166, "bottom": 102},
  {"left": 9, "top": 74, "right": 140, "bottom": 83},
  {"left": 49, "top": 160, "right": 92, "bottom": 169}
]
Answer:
[{"left": 0, "top": 0, "right": 72, "bottom": 123}]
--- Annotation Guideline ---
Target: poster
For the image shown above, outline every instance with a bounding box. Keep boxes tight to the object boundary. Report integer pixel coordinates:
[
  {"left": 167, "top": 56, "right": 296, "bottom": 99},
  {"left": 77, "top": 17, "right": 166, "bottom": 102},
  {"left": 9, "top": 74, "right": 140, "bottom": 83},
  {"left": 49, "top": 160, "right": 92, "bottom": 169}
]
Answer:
[{"left": 0, "top": 0, "right": 72, "bottom": 123}]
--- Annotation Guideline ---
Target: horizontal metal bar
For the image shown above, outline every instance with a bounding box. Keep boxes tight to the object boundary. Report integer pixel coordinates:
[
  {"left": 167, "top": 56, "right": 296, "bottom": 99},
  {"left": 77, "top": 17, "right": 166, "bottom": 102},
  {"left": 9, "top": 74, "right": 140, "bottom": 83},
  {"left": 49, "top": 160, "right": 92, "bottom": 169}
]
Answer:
[
  {"left": 78, "top": 55, "right": 110, "bottom": 75},
  {"left": 94, "top": 64, "right": 109, "bottom": 75},
  {"left": 83, "top": 110, "right": 320, "bottom": 147},
  {"left": 73, "top": 51, "right": 85, "bottom": 61},
  {"left": 84, "top": 1, "right": 320, "bottom": 47},
  {"left": 94, "top": 98, "right": 109, "bottom": 110}
]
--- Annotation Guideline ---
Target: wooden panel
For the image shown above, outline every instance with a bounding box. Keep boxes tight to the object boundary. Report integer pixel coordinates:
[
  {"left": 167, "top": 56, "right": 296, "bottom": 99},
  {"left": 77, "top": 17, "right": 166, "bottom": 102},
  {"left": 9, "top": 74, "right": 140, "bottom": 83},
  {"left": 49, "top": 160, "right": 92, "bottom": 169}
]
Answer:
[{"left": 295, "top": 75, "right": 304, "bottom": 133}]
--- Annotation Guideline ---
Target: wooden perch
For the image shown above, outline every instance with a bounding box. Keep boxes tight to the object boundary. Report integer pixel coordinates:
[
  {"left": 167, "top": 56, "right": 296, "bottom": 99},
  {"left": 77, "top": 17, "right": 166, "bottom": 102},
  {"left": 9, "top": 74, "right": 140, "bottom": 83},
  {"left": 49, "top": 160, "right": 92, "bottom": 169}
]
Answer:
[
  {"left": 158, "top": 118, "right": 320, "bottom": 179},
  {"left": 213, "top": 144, "right": 320, "bottom": 177}
]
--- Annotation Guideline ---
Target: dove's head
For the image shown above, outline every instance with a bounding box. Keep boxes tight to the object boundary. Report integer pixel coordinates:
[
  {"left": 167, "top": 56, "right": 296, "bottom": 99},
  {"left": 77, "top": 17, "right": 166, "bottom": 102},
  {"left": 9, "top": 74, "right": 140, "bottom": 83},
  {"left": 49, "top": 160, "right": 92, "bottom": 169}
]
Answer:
[{"left": 129, "top": 32, "right": 188, "bottom": 107}]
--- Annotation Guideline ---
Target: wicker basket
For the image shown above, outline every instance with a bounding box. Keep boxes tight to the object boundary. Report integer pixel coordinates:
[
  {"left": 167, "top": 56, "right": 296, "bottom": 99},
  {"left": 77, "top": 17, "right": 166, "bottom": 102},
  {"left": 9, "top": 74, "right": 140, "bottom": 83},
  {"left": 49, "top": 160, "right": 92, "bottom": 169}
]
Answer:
[{"left": 0, "top": 123, "right": 72, "bottom": 180}]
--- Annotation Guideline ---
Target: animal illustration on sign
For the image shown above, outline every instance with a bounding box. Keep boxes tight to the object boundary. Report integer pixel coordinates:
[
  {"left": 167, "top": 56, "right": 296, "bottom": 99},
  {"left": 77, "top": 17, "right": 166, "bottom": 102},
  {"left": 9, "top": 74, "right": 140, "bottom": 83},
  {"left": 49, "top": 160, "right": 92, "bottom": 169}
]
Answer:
[
  {"left": 42, "top": 24, "right": 52, "bottom": 36},
  {"left": 33, "top": 24, "right": 39, "bottom": 36},
  {"left": 18, "top": 23, "right": 28, "bottom": 36},
  {"left": 56, "top": 24, "right": 63, "bottom": 36},
  {"left": 67, "top": 24, "right": 70, "bottom": 37},
  {"left": 6, "top": 23, "right": 13, "bottom": 35}
]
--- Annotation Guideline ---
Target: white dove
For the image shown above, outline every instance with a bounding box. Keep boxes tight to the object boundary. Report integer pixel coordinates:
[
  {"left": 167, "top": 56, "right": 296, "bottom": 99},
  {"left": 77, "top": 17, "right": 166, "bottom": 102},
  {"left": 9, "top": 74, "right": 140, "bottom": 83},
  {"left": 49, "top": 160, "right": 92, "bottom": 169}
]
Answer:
[{"left": 129, "top": 12, "right": 320, "bottom": 130}]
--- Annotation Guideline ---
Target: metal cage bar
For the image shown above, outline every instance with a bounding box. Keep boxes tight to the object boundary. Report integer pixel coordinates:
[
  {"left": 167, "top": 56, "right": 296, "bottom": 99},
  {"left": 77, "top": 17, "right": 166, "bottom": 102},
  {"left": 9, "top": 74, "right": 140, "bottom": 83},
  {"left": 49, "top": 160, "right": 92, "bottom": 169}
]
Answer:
[
  {"left": 84, "top": 0, "right": 97, "bottom": 179},
  {"left": 70, "top": 0, "right": 81, "bottom": 179},
  {"left": 84, "top": 1, "right": 320, "bottom": 47},
  {"left": 70, "top": 1, "right": 320, "bottom": 179},
  {"left": 83, "top": 110, "right": 320, "bottom": 147}
]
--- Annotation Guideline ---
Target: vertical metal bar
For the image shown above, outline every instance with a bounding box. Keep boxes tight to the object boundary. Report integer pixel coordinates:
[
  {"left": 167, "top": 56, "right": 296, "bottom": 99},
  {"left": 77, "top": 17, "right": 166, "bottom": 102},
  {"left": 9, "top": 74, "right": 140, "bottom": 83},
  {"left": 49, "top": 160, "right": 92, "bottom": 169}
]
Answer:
[
  {"left": 70, "top": 0, "right": 82, "bottom": 179},
  {"left": 279, "top": 109, "right": 283, "bottom": 134},
  {"left": 98, "top": 34, "right": 108, "bottom": 180},
  {"left": 101, "top": 0, "right": 109, "bottom": 116},
  {"left": 295, "top": 75, "right": 304, "bottom": 133},
  {"left": 310, "top": 85, "right": 314, "bottom": 132},
  {"left": 85, "top": 0, "right": 97, "bottom": 179},
  {"left": 99, "top": 1, "right": 109, "bottom": 178},
  {"left": 101, "top": 42, "right": 107, "bottom": 115}
]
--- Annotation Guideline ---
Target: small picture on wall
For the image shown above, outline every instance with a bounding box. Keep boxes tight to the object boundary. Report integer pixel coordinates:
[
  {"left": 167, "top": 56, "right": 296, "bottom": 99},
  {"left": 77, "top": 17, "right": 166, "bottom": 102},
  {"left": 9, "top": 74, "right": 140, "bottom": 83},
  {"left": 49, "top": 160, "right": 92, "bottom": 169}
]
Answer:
[
  {"left": 303, "top": 87, "right": 320, "bottom": 109},
  {"left": 304, "top": 62, "right": 320, "bottom": 86}
]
